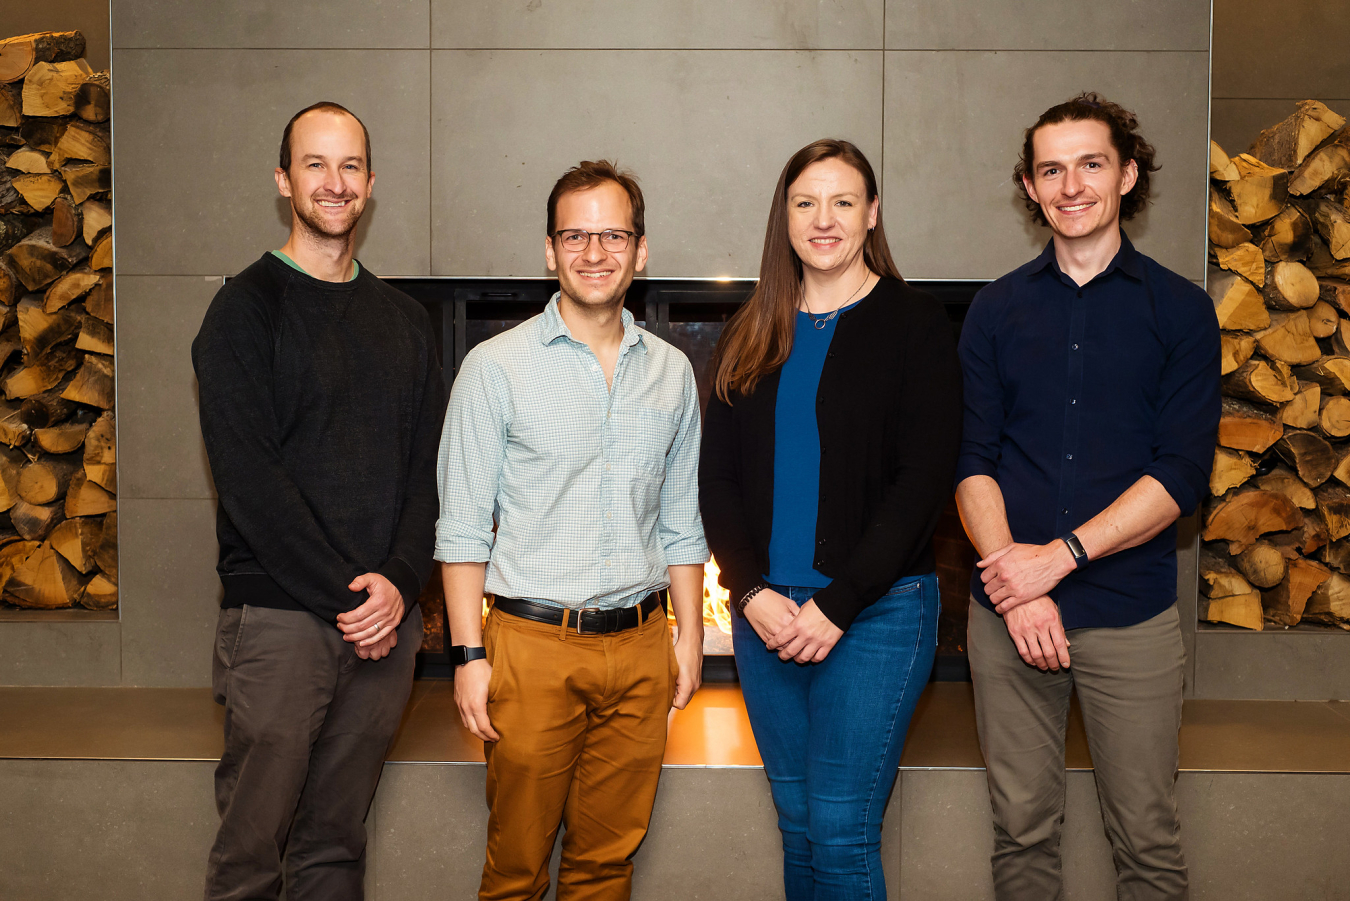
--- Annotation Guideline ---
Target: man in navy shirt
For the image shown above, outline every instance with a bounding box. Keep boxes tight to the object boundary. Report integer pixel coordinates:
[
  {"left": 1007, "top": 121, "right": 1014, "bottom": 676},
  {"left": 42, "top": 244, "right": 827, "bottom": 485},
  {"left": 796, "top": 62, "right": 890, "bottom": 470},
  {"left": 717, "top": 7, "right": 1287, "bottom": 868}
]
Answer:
[{"left": 955, "top": 93, "right": 1219, "bottom": 900}]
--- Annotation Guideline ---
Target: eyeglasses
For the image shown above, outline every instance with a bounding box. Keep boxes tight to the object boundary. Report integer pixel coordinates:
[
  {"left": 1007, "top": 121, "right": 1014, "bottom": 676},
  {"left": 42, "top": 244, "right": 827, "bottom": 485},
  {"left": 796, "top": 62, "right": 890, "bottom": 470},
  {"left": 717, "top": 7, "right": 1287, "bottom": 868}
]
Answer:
[{"left": 551, "top": 229, "right": 638, "bottom": 252}]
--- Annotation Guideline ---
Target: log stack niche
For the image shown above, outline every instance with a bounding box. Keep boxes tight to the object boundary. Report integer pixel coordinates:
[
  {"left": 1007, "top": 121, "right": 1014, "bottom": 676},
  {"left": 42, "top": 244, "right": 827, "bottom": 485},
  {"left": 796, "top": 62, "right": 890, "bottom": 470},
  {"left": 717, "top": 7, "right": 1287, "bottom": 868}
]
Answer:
[
  {"left": 1205, "top": 100, "right": 1350, "bottom": 633},
  {"left": 0, "top": 30, "right": 116, "bottom": 614}
]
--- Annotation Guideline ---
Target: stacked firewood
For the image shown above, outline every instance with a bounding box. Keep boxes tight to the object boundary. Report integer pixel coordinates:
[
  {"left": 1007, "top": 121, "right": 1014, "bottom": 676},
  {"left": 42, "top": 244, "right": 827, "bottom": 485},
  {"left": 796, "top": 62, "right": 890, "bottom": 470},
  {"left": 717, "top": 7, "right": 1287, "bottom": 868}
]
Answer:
[
  {"left": 1203, "top": 100, "right": 1350, "bottom": 632},
  {"left": 0, "top": 30, "right": 116, "bottom": 612}
]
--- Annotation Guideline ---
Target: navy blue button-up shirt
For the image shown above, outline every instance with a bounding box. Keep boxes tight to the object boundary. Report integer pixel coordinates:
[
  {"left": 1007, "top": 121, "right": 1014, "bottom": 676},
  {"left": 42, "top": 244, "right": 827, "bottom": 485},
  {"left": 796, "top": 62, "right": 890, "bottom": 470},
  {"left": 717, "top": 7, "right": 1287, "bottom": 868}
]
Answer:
[{"left": 956, "top": 234, "right": 1220, "bottom": 629}]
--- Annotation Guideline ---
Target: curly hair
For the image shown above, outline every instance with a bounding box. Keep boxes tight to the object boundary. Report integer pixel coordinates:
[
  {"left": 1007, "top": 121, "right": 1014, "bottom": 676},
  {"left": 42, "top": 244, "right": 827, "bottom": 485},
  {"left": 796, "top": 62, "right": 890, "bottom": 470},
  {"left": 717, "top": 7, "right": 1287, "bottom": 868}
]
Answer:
[{"left": 1013, "top": 92, "right": 1159, "bottom": 227}]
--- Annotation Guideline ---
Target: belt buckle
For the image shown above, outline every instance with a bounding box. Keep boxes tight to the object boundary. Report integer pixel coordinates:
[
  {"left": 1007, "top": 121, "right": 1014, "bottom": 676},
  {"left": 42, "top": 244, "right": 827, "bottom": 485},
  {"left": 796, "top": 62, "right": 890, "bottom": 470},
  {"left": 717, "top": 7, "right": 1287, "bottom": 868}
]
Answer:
[{"left": 575, "top": 606, "right": 604, "bottom": 635}]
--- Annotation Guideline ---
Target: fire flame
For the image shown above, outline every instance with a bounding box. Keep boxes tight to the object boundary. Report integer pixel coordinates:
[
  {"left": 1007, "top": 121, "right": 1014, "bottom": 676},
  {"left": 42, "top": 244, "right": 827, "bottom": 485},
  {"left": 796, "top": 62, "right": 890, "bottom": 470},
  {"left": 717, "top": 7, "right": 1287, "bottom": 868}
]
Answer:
[{"left": 669, "top": 555, "right": 733, "bottom": 635}]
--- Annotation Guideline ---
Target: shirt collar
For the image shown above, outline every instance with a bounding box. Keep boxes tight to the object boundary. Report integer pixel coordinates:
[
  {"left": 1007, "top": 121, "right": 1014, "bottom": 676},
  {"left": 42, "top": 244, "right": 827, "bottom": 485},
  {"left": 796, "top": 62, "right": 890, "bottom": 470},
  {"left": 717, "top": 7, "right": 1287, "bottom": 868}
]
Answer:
[
  {"left": 1029, "top": 229, "right": 1144, "bottom": 285},
  {"left": 539, "top": 293, "right": 645, "bottom": 352}
]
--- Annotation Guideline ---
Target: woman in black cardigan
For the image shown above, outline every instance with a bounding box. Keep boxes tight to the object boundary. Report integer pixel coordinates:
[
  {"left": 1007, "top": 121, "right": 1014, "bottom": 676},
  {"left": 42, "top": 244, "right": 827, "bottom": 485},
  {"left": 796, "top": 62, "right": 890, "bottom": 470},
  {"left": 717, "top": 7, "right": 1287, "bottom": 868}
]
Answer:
[{"left": 699, "top": 139, "right": 961, "bottom": 900}]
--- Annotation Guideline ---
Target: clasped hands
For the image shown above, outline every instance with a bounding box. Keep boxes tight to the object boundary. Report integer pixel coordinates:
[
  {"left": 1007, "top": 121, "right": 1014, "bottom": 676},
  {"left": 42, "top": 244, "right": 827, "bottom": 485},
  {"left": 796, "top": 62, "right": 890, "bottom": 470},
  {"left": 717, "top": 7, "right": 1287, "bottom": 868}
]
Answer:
[
  {"left": 744, "top": 589, "right": 843, "bottom": 664},
  {"left": 336, "top": 572, "right": 404, "bottom": 661},
  {"left": 978, "top": 540, "right": 1076, "bottom": 671}
]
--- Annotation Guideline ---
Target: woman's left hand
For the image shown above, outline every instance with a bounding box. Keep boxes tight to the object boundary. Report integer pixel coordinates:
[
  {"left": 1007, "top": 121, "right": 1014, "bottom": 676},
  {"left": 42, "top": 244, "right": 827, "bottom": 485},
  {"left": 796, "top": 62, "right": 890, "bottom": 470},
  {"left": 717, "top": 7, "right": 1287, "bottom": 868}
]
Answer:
[{"left": 767, "top": 600, "right": 843, "bottom": 664}]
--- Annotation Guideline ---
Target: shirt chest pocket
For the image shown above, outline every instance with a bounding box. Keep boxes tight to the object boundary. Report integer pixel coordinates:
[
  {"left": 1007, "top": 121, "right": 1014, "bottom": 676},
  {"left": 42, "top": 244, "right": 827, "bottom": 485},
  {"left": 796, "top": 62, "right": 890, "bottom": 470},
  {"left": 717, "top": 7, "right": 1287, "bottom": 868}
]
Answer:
[{"left": 617, "top": 407, "right": 678, "bottom": 504}]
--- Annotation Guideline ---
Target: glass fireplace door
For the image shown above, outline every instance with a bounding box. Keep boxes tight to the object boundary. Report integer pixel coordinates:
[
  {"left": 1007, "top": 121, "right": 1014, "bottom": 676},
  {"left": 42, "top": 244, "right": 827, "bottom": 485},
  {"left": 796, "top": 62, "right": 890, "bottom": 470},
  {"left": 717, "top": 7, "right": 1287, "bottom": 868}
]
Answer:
[{"left": 391, "top": 277, "right": 983, "bottom": 681}]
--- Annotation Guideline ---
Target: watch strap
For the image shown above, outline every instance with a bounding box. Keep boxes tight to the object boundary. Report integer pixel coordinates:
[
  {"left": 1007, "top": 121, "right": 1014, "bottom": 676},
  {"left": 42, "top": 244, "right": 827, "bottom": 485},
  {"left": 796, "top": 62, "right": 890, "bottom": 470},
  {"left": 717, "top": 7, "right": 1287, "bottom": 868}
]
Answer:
[
  {"left": 451, "top": 645, "right": 487, "bottom": 667},
  {"left": 1060, "top": 532, "right": 1088, "bottom": 569}
]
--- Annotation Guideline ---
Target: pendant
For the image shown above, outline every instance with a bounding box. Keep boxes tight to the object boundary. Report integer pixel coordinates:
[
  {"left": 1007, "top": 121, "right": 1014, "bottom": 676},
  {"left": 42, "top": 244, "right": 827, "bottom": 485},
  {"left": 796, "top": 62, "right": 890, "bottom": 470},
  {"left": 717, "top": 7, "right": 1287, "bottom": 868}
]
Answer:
[{"left": 809, "top": 309, "right": 838, "bottom": 330}]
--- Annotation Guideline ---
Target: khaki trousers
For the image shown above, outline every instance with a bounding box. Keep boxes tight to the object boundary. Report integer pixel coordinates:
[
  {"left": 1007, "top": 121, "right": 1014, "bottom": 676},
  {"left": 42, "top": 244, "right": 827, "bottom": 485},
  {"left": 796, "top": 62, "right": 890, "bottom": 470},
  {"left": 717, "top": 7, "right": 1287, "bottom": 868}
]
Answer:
[
  {"left": 968, "top": 598, "right": 1187, "bottom": 901},
  {"left": 479, "top": 603, "right": 679, "bottom": 901}
]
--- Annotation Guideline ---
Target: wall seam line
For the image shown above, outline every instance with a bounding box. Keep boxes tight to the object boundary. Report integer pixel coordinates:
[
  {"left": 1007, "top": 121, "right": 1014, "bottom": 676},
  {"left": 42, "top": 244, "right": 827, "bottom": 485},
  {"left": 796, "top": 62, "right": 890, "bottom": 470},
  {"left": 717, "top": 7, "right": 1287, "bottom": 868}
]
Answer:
[
  {"left": 428, "top": 1, "right": 433, "bottom": 279},
  {"left": 879, "top": 3, "right": 886, "bottom": 200}
]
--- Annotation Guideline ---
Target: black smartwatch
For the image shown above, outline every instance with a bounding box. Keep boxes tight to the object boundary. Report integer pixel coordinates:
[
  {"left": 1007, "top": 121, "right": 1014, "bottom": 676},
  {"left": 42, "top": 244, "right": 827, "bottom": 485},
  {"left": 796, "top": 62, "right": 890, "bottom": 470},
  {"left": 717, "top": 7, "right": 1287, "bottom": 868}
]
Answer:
[
  {"left": 450, "top": 645, "right": 487, "bottom": 667},
  {"left": 1060, "top": 532, "right": 1089, "bottom": 569}
]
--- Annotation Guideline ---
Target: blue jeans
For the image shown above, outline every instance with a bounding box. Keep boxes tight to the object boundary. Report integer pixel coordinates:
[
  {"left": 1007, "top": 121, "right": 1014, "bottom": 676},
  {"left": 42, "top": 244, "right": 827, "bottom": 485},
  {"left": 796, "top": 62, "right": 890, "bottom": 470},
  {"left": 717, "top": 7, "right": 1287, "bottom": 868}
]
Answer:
[{"left": 732, "top": 573, "right": 939, "bottom": 901}]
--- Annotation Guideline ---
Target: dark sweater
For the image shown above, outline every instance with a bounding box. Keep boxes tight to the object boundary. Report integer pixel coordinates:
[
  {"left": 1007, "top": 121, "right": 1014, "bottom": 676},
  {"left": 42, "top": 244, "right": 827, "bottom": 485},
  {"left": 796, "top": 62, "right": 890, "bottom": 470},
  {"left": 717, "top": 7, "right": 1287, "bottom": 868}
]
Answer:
[
  {"left": 192, "top": 253, "right": 445, "bottom": 622},
  {"left": 699, "top": 277, "right": 962, "bottom": 631}
]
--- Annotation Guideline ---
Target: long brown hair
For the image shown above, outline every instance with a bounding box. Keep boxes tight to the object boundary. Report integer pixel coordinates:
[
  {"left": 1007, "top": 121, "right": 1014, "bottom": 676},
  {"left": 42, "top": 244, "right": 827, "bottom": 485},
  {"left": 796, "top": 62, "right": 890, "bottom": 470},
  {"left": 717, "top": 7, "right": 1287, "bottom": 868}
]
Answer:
[{"left": 712, "top": 139, "right": 902, "bottom": 402}]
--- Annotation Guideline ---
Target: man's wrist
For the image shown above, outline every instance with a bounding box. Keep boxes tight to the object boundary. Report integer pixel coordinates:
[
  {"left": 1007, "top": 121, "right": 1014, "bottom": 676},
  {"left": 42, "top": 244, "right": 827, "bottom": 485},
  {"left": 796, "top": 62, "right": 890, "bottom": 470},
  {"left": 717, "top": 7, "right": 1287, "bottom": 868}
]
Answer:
[
  {"left": 1057, "top": 532, "right": 1088, "bottom": 573},
  {"left": 1047, "top": 539, "right": 1075, "bottom": 578},
  {"left": 674, "top": 622, "right": 704, "bottom": 643},
  {"left": 450, "top": 645, "right": 486, "bottom": 667}
]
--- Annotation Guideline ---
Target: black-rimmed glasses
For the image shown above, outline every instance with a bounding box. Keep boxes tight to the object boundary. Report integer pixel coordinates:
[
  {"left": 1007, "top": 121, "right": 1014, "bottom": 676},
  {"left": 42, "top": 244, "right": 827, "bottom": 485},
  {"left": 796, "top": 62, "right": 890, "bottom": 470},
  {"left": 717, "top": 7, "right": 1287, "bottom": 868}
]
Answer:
[{"left": 551, "top": 229, "right": 638, "bottom": 252}]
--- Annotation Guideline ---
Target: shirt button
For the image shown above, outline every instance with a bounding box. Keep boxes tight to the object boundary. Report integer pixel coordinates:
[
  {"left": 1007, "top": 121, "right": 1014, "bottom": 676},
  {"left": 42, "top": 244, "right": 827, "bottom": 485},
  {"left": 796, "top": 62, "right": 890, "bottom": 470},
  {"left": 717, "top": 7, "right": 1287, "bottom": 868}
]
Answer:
[
  {"left": 605, "top": 512, "right": 612, "bottom": 520},
  {"left": 1066, "top": 454, "right": 1073, "bottom": 460},
  {"left": 1071, "top": 398, "right": 1077, "bottom": 405},
  {"left": 605, "top": 463, "right": 612, "bottom": 471},
  {"left": 1061, "top": 508, "right": 1069, "bottom": 515},
  {"left": 1071, "top": 344, "right": 1079, "bottom": 351},
  {"left": 605, "top": 560, "right": 611, "bottom": 566}
]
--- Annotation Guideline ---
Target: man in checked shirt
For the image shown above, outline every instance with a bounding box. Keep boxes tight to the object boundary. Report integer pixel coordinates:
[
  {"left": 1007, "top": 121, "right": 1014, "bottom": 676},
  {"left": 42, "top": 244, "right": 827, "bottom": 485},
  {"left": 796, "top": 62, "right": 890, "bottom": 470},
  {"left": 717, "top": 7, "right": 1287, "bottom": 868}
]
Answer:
[{"left": 435, "top": 160, "right": 707, "bottom": 901}]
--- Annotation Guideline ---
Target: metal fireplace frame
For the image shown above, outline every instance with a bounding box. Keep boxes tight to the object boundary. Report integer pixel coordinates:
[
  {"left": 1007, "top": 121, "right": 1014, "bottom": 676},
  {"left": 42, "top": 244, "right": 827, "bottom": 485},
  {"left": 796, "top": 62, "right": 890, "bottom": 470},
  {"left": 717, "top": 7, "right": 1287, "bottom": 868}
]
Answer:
[{"left": 389, "top": 276, "right": 987, "bottom": 680}]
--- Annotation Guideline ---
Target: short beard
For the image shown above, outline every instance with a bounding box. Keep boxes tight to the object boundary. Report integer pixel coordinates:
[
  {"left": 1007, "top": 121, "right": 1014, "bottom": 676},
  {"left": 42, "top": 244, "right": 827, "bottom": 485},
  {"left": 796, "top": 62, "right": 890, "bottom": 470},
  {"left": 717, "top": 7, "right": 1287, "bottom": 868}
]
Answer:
[
  {"left": 563, "top": 280, "right": 627, "bottom": 310},
  {"left": 293, "top": 195, "right": 363, "bottom": 241}
]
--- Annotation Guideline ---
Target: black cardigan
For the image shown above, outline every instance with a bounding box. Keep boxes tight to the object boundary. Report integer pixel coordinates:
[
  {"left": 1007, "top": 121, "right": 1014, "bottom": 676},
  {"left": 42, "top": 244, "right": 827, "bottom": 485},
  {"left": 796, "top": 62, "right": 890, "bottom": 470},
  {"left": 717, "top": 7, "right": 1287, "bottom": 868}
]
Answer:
[{"left": 698, "top": 277, "right": 962, "bottom": 631}]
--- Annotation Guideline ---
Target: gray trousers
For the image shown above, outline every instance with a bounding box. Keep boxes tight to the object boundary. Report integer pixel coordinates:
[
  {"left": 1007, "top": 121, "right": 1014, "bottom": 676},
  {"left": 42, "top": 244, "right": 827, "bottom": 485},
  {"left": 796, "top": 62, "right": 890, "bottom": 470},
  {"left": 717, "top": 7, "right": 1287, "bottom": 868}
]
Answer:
[
  {"left": 204, "top": 603, "right": 422, "bottom": 901},
  {"left": 968, "top": 598, "right": 1187, "bottom": 901}
]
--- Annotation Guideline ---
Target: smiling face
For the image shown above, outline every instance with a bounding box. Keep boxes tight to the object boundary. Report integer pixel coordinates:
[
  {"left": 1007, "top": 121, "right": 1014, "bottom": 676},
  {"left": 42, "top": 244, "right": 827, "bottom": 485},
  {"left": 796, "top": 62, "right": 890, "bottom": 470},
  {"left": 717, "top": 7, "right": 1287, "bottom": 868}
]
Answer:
[
  {"left": 1023, "top": 119, "right": 1137, "bottom": 243},
  {"left": 274, "top": 109, "right": 373, "bottom": 240},
  {"left": 544, "top": 181, "right": 648, "bottom": 311},
  {"left": 785, "top": 157, "right": 878, "bottom": 277}
]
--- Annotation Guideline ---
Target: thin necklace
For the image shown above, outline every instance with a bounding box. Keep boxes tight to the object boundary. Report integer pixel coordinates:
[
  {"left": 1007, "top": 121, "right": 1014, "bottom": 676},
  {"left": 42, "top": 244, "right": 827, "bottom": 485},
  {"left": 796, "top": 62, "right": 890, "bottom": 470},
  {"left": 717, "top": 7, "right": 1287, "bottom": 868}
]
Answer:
[{"left": 804, "top": 271, "right": 871, "bottom": 330}]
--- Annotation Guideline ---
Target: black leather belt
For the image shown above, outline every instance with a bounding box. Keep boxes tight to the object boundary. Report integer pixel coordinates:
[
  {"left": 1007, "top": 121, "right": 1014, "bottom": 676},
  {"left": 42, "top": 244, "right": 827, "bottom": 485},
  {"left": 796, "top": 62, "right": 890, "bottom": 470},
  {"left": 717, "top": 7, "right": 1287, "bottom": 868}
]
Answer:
[{"left": 491, "top": 593, "right": 664, "bottom": 634}]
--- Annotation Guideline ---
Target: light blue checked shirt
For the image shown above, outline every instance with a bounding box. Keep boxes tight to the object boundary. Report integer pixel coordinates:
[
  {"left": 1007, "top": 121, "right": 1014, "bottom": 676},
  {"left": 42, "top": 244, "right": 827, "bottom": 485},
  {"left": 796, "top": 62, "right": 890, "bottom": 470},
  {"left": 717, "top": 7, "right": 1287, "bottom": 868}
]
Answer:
[{"left": 434, "top": 294, "right": 708, "bottom": 609}]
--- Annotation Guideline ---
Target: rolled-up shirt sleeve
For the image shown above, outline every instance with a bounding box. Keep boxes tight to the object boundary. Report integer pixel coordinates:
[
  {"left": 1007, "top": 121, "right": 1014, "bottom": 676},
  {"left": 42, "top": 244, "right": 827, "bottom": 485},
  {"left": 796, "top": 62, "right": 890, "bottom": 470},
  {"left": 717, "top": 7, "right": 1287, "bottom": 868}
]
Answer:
[
  {"left": 658, "top": 361, "right": 710, "bottom": 566},
  {"left": 955, "top": 292, "right": 1004, "bottom": 485},
  {"left": 435, "top": 349, "right": 509, "bottom": 564},
  {"left": 1142, "top": 283, "right": 1221, "bottom": 516}
]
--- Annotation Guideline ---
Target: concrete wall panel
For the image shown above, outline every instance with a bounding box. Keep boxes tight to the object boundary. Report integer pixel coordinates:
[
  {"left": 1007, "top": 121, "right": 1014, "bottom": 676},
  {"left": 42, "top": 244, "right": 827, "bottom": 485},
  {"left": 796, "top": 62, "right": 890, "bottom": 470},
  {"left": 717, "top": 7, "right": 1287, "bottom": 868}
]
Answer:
[
  {"left": 112, "top": 0, "right": 429, "bottom": 49},
  {"left": 433, "top": 0, "right": 882, "bottom": 50},
  {"left": 1193, "top": 630, "right": 1350, "bottom": 701},
  {"left": 115, "top": 276, "right": 217, "bottom": 501},
  {"left": 111, "top": 49, "right": 431, "bottom": 278},
  {"left": 882, "top": 50, "right": 1210, "bottom": 280},
  {"left": 0, "top": 618, "right": 121, "bottom": 687},
  {"left": 431, "top": 50, "right": 882, "bottom": 277},
  {"left": 885, "top": 0, "right": 1208, "bottom": 51},
  {"left": 117, "top": 499, "right": 222, "bottom": 688}
]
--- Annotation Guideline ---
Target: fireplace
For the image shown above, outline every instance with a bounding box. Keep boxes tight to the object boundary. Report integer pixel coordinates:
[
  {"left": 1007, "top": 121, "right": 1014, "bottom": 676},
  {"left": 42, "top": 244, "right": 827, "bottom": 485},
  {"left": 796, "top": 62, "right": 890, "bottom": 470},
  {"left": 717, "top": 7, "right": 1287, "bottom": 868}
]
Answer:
[{"left": 395, "top": 277, "right": 984, "bottom": 680}]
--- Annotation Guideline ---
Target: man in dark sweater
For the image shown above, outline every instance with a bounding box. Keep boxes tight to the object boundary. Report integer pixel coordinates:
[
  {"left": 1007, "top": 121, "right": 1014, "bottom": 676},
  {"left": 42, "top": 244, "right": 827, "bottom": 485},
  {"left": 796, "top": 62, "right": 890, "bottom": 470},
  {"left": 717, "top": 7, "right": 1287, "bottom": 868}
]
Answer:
[
  {"left": 192, "top": 101, "right": 444, "bottom": 901},
  {"left": 956, "top": 94, "right": 1219, "bottom": 900}
]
